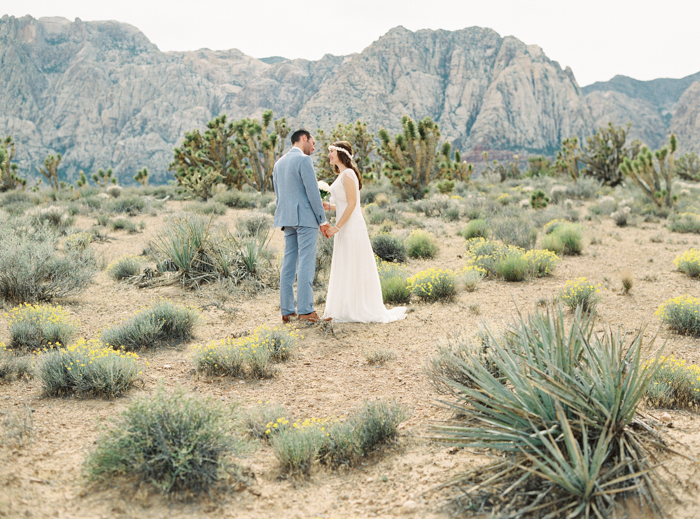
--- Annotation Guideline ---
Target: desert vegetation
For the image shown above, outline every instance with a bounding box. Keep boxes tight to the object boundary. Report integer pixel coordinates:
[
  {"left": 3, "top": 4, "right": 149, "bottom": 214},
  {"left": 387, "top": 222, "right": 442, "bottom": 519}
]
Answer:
[{"left": 1, "top": 118, "right": 700, "bottom": 518}]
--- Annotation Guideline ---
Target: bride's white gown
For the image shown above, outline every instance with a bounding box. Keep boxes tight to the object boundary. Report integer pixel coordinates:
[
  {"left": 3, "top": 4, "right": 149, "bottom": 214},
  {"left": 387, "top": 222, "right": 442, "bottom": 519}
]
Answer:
[{"left": 323, "top": 169, "right": 407, "bottom": 323}]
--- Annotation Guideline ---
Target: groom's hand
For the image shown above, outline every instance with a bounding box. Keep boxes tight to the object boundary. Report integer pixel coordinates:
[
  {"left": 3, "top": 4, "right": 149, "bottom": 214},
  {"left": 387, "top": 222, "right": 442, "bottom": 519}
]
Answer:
[{"left": 320, "top": 223, "right": 330, "bottom": 238}]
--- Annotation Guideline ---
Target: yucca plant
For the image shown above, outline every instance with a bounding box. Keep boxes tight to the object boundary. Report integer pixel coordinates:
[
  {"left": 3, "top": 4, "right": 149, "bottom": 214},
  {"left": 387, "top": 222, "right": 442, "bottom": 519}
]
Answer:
[
  {"left": 150, "top": 214, "right": 218, "bottom": 286},
  {"left": 431, "top": 304, "right": 670, "bottom": 518}
]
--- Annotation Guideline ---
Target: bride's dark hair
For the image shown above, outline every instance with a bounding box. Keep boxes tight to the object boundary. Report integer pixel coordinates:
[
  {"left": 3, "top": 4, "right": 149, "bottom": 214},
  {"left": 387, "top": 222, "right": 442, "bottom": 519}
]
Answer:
[{"left": 332, "top": 141, "right": 362, "bottom": 190}]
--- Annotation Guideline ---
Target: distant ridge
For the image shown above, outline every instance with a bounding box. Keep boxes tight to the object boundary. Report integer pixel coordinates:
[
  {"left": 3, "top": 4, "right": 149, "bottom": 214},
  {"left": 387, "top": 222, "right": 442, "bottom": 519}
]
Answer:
[
  {"left": 258, "top": 56, "right": 288, "bottom": 64},
  {"left": 0, "top": 14, "right": 698, "bottom": 185},
  {"left": 583, "top": 71, "right": 700, "bottom": 111}
]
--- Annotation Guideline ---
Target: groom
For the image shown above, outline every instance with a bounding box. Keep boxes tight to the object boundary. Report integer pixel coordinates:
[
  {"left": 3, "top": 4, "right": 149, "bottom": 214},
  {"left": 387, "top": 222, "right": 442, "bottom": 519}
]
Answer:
[{"left": 273, "top": 129, "right": 330, "bottom": 323}]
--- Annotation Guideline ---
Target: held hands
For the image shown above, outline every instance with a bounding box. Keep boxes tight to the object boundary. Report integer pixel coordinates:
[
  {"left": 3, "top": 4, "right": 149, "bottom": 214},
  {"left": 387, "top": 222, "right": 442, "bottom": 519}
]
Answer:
[
  {"left": 326, "top": 225, "right": 339, "bottom": 237},
  {"left": 322, "top": 201, "right": 330, "bottom": 210},
  {"left": 320, "top": 223, "right": 331, "bottom": 238}
]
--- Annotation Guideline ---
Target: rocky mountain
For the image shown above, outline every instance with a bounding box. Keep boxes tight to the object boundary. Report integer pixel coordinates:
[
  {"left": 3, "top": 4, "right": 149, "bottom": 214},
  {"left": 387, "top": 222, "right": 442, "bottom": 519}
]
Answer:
[
  {"left": 582, "top": 72, "right": 700, "bottom": 151},
  {"left": 0, "top": 14, "right": 698, "bottom": 185}
]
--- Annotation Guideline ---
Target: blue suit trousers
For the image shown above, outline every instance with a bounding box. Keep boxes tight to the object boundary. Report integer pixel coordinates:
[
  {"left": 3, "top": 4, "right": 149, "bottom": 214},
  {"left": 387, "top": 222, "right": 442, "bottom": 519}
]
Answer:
[{"left": 280, "top": 226, "right": 318, "bottom": 316}]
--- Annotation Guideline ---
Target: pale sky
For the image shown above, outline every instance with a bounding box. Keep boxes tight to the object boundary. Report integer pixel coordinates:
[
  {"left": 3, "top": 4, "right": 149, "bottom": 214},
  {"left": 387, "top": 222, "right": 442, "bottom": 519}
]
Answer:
[{"left": 3, "top": 0, "right": 699, "bottom": 87}]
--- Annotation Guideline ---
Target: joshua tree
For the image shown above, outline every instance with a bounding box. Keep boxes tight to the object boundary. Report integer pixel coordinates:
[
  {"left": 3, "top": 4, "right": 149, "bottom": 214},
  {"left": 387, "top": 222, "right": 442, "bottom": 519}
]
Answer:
[
  {"left": 676, "top": 152, "right": 700, "bottom": 182},
  {"left": 230, "top": 110, "right": 288, "bottom": 193},
  {"left": 579, "top": 123, "right": 641, "bottom": 187},
  {"left": 39, "top": 153, "right": 62, "bottom": 191},
  {"left": 170, "top": 114, "right": 239, "bottom": 199},
  {"left": 555, "top": 137, "right": 581, "bottom": 181},
  {"left": 437, "top": 141, "right": 472, "bottom": 183},
  {"left": 92, "top": 167, "right": 117, "bottom": 187},
  {"left": 0, "top": 136, "right": 26, "bottom": 191},
  {"left": 620, "top": 134, "right": 677, "bottom": 209},
  {"left": 134, "top": 167, "right": 149, "bottom": 187},
  {"left": 481, "top": 151, "right": 520, "bottom": 182},
  {"left": 378, "top": 116, "right": 462, "bottom": 199},
  {"left": 76, "top": 170, "right": 88, "bottom": 188},
  {"left": 316, "top": 121, "right": 381, "bottom": 183}
]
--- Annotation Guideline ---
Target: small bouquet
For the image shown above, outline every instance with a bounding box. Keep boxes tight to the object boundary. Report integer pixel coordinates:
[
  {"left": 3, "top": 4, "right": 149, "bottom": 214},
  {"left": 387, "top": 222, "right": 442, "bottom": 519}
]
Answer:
[{"left": 317, "top": 180, "right": 331, "bottom": 200}]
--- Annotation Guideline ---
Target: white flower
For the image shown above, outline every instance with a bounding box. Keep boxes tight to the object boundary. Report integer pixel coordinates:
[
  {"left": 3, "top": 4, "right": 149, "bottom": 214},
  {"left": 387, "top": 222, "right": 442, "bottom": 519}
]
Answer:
[{"left": 317, "top": 180, "right": 330, "bottom": 192}]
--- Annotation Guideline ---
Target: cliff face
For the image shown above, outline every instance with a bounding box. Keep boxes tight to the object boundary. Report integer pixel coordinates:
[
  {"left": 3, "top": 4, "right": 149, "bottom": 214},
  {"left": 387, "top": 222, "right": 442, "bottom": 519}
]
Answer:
[
  {"left": 670, "top": 81, "right": 700, "bottom": 155},
  {"left": 298, "top": 27, "right": 594, "bottom": 154},
  {"left": 0, "top": 14, "right": 698, "bottom": 184},
  {"left": 582, "top": 72, "right": 700, "bottom": 152}
]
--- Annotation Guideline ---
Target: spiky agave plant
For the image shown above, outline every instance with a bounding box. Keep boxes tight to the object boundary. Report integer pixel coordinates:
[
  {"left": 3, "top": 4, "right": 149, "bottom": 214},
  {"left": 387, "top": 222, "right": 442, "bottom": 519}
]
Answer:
[{"left": 431, "top": 304, "right": 672, "bottom": 519}]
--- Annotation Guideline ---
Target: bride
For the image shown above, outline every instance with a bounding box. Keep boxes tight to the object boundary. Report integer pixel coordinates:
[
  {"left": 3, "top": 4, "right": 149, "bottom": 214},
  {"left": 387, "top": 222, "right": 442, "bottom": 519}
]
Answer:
[{"left": 322, "top": 141, "right": 407, "bottom": 323}]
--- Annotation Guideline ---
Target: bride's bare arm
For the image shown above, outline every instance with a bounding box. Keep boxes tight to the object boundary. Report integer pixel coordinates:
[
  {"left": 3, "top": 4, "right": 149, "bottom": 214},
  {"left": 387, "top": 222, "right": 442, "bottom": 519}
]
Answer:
[{"left": 327, "top": 173, "right": 357, "bottom": 236}]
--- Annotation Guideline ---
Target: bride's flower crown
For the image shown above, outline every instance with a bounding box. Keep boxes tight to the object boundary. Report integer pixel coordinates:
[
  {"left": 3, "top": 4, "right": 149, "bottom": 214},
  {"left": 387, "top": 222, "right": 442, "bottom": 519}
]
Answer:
[{"left": 328, "top": 145, "right": 353, "bottom": 159}]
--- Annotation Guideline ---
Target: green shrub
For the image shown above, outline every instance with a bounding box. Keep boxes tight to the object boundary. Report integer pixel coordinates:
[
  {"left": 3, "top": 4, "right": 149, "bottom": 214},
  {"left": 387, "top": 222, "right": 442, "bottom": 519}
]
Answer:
[
  {"left": 461, "top": 266, "right": 486, "bottom": 291},
  {"left": 193, "top": 324, "right": 299, "bottom": 379},
  {"left": 39, "top": 338, "right": 141, "bottom": 397},
  {"left": 424, "top": 331, "right": 500, "bottom": 395},
  {"left": 462, "top": 219, "right": 489, "bottom": 240},
  {"left": 236, "top": 213, "right": 272, "bottom": 237},
  {"left": 86, "top": 386, "right": 241, "bottom": 495},
  {"left": 371, "top": 233, "right": 407, "bottom": 263},
  {"left": 101, "top": 299, "right": 200, "bottom": 351},
  {"left": 7, "top": 303, "right": 78, "bottom": 351},
  {"left": 105, "top": 255, "right": 143, "bottom": 281},
  {"left": 377, "top": 261, "right": 411, "bottom": 304},
  {"left": 32, "top": 205, "right": 75, "bottom": 232},
  {"left": 668, "top": 212, "right": 700, "bottom": 234},
  {"left": 406, "top": 230, "right": 439, "bottom": 259},
  {"left": 540, "top": 233, "right": 564, "bottom": 254},
  {"left": 495, "top": 255, "right": 528, "bottom": 282},
  {"left": 491, "top": 215, "right": 538, "bottom": 249},
  {"left": 186, "top": 201, "right": 227, "bottom": 215},
  {"left": 63, "top": 232, "right": 93, "bottom": 254},
  {"left": 656, "top": 295, "right": 700, "bottom": 336},
  {"left": 321, "top": 400, "right": 408, "bottom": 468},
  {"left": 213, "top": 189, "right": 257, "bottom": 208},
  {"left": 238, "top": 403, "right": 292, "bottom": 441},
  {"left": 407, "top": 268, "right": 457, "bottom": 302},
  {"left": 442, "top": 204, "right": 461, "bottom": 222},
  {"left": 644, "top": 355, "right": 700, "bottom": 409},
  {"left": 465, "top": 238, "right": 523, "bottom": 277},
  {"left": 110, "top": 218, "right": 138, "bottom": 233},
  {"left": 108, "top": 195, "right": 146, "bottom": 215},
  {"left": 559, "top": 277, "right": 601, "bottom": 313},
  {"left": 0, "top": 343, "right": 33, "bottom": 382},
  {"left": 367, "top": 208, "right": 388, "bottom": 225},
  {"left": 552, "top": 223, "right": 583, "bottom": 255},
  {"left": 431, "top": 304, "right": 668, "bottom": 518},
  {"left": 96, "top": 213, "right": 109, "bottom": 226},
  {"left": 270, "top": 424, "right": 327, "bottom": 477},
  {"left": 522, "top": 249, "right": 560, "bottom": 277},
  {"left": 674, "top": 248, "right": 700, "bottom": 278},
  {"left": 542, "top": 218, "right": 569, "bottom": 234},
  {"left": 0, "top": 228, "right": 95, "bottom": 304}
]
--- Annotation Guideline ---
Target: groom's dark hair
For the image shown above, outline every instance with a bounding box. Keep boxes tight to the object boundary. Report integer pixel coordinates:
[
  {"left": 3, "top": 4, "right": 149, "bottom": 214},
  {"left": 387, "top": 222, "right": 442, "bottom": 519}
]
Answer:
[{"left": 291, "top": 129, "right": 312, "bottom": 144}]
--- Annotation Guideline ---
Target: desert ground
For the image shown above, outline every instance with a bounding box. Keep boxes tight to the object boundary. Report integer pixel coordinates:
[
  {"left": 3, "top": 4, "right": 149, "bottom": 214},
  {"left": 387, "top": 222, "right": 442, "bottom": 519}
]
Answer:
[{"left": 1, "top": 191, "right": 699, "bottom": 519}]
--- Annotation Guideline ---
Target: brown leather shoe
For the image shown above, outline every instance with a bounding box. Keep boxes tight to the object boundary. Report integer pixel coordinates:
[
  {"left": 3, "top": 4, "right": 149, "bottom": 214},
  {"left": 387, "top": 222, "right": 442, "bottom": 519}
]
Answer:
[
  {"left": 298, "top": 311, "right": 331, "bottom": 322},
  {"left": 282, "top": 313, "right": 297, "bottom": 323}
]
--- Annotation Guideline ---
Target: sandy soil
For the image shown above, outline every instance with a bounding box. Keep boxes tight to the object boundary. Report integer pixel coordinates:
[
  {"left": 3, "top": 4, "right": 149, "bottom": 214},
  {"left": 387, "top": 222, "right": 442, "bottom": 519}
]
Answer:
[{"left": 1, "top": 199, "right": 699, "bottom": 519}]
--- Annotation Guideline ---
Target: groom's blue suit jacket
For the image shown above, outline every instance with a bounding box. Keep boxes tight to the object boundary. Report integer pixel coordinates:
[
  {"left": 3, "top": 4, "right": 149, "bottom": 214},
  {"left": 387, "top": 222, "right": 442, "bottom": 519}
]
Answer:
[{"left": 273, "top": 147, "right": 326, "bottom": 229}]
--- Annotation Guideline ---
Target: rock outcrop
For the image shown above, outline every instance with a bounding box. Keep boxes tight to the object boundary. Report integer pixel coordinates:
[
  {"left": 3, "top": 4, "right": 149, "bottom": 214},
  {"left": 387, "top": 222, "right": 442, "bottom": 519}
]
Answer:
[
  {"left": 0, "top": 14, "right": 698, "bottom": 184},
  {"left": 582, "top": 72, "right": 700, "bottom": 152}
]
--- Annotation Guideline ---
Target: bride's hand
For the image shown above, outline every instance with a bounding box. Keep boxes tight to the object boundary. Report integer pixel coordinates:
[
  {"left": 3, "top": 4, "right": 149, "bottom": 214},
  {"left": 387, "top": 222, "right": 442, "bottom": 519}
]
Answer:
[
  {"left": 327, "top": 225, "right": 339, "bottom": 237},
  {"left": 323, "top": 201, "right": 330, "bottom": 210}
]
